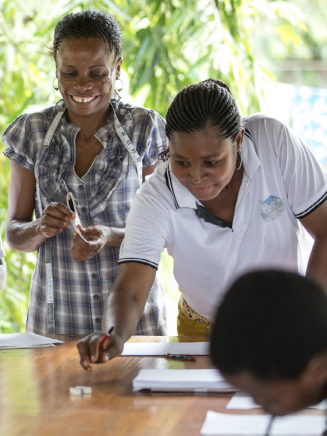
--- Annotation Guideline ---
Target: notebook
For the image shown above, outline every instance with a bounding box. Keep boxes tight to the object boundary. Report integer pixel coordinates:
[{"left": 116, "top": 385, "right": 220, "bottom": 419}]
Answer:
[{"left": 133, "top": 368, "right": 236, "bottom": 392}]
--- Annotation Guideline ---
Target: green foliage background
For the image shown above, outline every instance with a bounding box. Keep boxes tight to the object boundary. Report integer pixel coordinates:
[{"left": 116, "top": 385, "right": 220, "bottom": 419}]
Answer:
[{"left": 0, "top": 0, "right": 323, "bottom": 332}]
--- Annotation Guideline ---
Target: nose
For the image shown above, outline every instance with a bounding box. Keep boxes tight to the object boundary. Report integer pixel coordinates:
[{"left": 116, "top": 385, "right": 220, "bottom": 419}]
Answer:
[
  {"left": 189, "top": 167, "right": 206, "bottom": 184},
  {"left": 73, "top": 77, "right": 92, "bottom": 91}
]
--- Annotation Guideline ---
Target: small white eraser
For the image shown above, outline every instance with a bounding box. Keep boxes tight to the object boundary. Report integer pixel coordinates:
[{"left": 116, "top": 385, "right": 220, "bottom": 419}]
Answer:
[
  {"left": 76, "top": 386, "right": 92, "bottom": 394},
  {"left": 69, "top": 387, "right": 82, "bottom": 396}
]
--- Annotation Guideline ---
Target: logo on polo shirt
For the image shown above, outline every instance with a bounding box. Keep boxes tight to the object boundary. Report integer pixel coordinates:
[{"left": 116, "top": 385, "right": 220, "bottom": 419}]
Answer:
[{"left": 260, "top": 195, "right": 285, "bottom": 222}]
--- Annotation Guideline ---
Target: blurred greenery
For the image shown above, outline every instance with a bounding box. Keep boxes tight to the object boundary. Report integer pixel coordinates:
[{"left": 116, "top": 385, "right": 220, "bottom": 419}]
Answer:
[{"left": 0, "top": 0, "right": 325, "bottom": 333}]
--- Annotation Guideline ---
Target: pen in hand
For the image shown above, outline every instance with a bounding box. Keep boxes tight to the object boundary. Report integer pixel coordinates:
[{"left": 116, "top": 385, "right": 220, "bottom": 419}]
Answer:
[
  {"left": 265, "top": 416, "right": 275, "bottom": 436},
  {"left": 98, "top": 326, "right": 115, "bottom": 352}
]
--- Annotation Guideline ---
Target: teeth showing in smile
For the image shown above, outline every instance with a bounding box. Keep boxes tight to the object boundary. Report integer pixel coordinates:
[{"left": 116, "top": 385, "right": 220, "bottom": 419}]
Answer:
[{"left": 71, "top": 96, "right": 97, "bottom": 103}]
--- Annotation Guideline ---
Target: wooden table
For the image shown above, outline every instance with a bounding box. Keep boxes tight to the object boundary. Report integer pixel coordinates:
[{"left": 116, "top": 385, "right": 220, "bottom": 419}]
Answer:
[{"left": 0, "top": 335, "right": 321, "bottom": 436}]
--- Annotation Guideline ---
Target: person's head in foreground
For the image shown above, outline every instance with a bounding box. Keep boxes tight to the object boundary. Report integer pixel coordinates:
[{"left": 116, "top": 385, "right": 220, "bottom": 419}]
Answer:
[{"left": 210, "top": 270, "right": 327, "bottom": 416}]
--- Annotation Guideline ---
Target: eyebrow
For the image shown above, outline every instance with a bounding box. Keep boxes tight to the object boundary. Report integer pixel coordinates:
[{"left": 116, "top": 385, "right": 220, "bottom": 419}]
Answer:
[
  {"left": 171, "top": 153, "right": 221, "bottom": 159},
  {"left": 62, "top": 64, "right": 107, "bottom": 69}
]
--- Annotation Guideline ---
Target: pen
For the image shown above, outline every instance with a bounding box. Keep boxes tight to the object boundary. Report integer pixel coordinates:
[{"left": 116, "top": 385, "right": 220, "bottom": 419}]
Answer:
[
  {"left": 265, "top": 415, "right": 275, "bottom": 436},
  {"left": 164, "top": 353, "right": 196, "bottom": 361},
  {"left": 98, "top": 326, "right": 115, "bottom": 351}
]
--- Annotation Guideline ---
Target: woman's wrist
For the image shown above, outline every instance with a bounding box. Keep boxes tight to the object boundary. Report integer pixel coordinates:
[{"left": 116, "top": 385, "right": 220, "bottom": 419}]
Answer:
[
  {"left": 6, "top": 218, "right": 48, "bottom": 253},
  {"left": 105, "top": 227, "right": 125, "bottom": 248}
]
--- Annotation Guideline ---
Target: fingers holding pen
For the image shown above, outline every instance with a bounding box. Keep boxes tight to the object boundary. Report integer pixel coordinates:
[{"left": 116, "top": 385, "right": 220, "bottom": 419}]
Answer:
[{"left": 76, "top": 331, "right": 124, "bottom": 371}]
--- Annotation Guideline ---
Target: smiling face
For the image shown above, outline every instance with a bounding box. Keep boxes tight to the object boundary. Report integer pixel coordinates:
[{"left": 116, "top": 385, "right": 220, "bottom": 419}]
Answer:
[
  {"left": 223, "top": 367, "right": 327, "bottom": 416},
  {"left": 55, "top": 38, "right": 122, "bottom": 120},
  {"left": 169, "top": 126, "right": 244, "bottom": 201}
]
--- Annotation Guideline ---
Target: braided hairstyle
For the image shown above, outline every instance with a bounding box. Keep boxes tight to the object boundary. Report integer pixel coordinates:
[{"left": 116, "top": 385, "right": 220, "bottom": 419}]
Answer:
[
  {"left": 51, "top": 10, "right": 123, "bottom": 60},
  {"left": 161, "top": 79, "right": 242, "bottom": 161}
]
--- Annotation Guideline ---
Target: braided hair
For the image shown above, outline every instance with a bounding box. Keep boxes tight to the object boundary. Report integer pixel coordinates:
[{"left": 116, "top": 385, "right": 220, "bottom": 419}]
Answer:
[
  {"left": 51, "top": 10, "right": 123, "bottom": 60},
  {"left": 161, "top": 79, "right": 242, "bottom": 160}
]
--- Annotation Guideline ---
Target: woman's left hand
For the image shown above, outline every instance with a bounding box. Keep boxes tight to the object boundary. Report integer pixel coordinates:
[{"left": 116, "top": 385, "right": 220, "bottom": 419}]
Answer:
[{"left": 71, "top": 224, "right": 111, "bottom": 262}]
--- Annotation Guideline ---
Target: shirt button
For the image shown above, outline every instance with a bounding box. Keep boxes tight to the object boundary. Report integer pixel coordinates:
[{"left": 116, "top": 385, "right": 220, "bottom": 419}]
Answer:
[
  {"left": 81, "top": 207, "right": 86, "bottom": 213},
  {"left": 95, "top": 317, "right": 101, "bottom": 324},
  {"left": 79, "top": 185, "right": 84, "bottom": 190},
  {"left": 94, "top": 294, "right": 99, "bottom": 300},
  {"left": 92, "top": 273, "right": 97, "bottom": 279}
]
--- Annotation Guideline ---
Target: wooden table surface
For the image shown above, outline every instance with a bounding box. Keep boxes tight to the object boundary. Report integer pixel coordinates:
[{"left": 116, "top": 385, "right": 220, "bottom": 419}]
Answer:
[{"left": 0, "top": 335, "right": 321, "bottom": 436}]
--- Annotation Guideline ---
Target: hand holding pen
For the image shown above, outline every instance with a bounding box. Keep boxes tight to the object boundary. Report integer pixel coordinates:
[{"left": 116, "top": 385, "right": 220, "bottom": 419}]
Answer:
[
  {"left": 98, "top": 326, "right": 115, "bottom": 351},
  {"left": 77, "top": 326, "right": 124, "bottom": 371}
]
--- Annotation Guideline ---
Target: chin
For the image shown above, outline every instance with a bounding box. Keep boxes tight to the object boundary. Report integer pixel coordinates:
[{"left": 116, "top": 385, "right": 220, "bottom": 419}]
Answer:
[{"left": 193, "top": 191, "right": 220, "bottom": 202}]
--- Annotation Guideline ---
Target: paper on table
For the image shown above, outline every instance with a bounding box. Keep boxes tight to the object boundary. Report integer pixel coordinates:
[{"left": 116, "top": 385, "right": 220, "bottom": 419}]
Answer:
[
  {"left": 133, "top": 369, "right": 235, "bottom": 392},
  {"left": 226, "top": 393, "right": 260, "bottom": 410},
  {"left": 0, "top": 344, "right": 56, "bottom": 350},
  {"left": 0, "top": 332, "right": 64, "bottom": 349},
  {"left": 227, "top": 392, "right": 327, "bottom": 411},
  {"left": 200, "top": 411, "right": 325, "bottom": 435},
  {"left": 122, "top": 341, "right": 209, "bottom": 356}
]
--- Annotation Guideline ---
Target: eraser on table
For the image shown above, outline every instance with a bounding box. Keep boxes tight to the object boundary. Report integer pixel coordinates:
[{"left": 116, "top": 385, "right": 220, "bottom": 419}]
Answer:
[
  {"left": 69, "top": 387, "right": 82, "bottom": 396},
  {"left": 69, "top": 386, "right": 92, "bottom": 396},
  {"left": 76, "top": 386, "right": 92, "bottom": 394}
]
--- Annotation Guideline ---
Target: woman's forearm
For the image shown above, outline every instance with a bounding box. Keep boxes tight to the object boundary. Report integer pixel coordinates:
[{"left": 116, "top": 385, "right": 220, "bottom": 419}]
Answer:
[
  {"left": 102, "top": 288, "right": 144, "bottom": 342},
  {"left": 6, "top": 219, "right": 48, "bottom": 253},
  {"left": 105, "top": 227, "right": 125, "bottom": 248}
]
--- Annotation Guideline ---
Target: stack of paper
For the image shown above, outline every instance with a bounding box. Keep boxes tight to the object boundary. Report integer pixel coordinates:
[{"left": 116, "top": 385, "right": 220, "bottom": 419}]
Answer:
[
  {"left": 227, "top": 392, "right": 327, "bottom": 411},
  {"left": 200, "top": 411, "right": 325, "bottom": 435},
  {"left": 133, "top": 369, "right": 236, "bottom": 392},
  {"left": 0, "top": 332, "right": 64, "bottom": 349},
  {"left": 122, "top": 341, "right": 209, "bottom": 356}
]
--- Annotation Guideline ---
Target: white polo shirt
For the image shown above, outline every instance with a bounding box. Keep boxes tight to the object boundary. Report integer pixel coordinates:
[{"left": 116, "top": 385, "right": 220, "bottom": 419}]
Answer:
[{"left": 119, "top": 114, "right": 327, "bottom": 322}]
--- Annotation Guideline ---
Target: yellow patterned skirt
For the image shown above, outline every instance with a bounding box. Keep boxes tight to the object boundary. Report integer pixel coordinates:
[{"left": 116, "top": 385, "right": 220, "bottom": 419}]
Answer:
[{"left": 177, "top": 295, "right": 213, "bottom": 337}]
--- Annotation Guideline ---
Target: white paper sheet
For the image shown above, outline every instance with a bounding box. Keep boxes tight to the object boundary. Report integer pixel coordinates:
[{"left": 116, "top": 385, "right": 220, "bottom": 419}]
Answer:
[
  {"left": 227, "top": 392, "right": 327, "bottom": 411},
  {"left": 0, "top": 332, "right": 64, "bottom": 349},
  {"left": 200, "top": 411, "right": 325, "bottom": 435},
  {"left": 122, "top": 341, "right": 209, "bottom": 356},
  {"left": 226, "top": 392, "right": 260, "bottom": 409},
  {"left": 133, "top": 368, "right": 235, "bottom": 392}
]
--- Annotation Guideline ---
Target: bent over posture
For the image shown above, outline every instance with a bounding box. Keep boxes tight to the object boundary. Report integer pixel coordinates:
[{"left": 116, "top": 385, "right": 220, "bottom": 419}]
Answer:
[{"left": 77, "top": 79, "right": 327, "bottom": 370}]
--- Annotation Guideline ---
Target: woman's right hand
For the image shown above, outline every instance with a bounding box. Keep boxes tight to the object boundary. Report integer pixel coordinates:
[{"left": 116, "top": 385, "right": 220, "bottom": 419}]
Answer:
[
  {"left": 77, "top": 332, "right": 124, "bottom": 371},
  {"left": 37, "top": 202, "right": 74, "bottom": 238}
]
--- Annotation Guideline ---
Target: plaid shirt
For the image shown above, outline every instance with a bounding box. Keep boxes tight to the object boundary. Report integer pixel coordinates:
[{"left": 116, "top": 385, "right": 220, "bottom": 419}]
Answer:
[{"left": 2, "top": 99, "right": 167, "bottom": 335}]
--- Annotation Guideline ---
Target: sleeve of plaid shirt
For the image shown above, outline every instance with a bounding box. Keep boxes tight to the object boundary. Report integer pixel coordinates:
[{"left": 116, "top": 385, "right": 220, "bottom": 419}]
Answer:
[
  {"left": 2, "top": 112, "right": 47, "bottom": 172},
  {"left": 131, "top": 108, "right": 167, "bottom": 168}
]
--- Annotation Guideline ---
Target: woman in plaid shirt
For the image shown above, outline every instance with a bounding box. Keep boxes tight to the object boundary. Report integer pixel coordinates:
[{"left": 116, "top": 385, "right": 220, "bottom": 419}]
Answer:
[{"left": 2, "top": 11, "right": 167, "bottom": 336}]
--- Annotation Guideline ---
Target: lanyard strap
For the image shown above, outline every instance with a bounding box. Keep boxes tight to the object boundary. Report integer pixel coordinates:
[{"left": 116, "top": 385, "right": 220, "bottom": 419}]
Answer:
[
  {"left": 39, "top": 106, "right": 141, "bottom": 333},
  {"left": 38, "top": 111, "right": 65, "bottom": 334},
  {"left": 112, "top": 109, "right": 143, "bottom": 187}
]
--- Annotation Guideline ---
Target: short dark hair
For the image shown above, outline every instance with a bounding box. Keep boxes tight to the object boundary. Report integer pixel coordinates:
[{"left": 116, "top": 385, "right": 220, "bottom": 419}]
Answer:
[
  {"left": 52, "top": 10, "right": 123, "bottom": 60},
  {"left": 159, "top": 79, "right": 242, "bottom": 161},
  {"left": 166, "top": 79, "right": 242, "bottom": 140},
  {"left": 210, "top": 270, "right": 327, "bottom": 380}
]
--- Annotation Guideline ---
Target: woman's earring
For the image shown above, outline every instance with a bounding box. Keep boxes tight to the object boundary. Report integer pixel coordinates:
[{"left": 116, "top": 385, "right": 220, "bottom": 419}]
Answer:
[
  {"left": 53, "top": 77, "right": 59, "bottom": 91},
  {"left": 235, "top": 149, "right": 243, "bottom": 170},
  {"left": 115, "top": 73, "right": 123, "bottom": 92}
]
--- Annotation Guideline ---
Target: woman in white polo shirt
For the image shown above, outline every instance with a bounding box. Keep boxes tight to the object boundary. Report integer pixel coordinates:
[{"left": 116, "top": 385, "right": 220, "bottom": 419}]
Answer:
[{"left": 77, "top": 79, "right": 327, "bottom": 369}]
